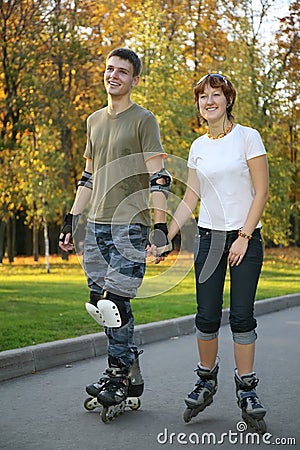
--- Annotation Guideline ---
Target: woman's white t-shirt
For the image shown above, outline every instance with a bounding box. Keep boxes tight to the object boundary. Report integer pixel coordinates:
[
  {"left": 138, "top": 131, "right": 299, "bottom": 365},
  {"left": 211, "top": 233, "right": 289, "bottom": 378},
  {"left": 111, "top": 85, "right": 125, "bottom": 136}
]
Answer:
[{"left": 187, "top": 124, "right": 266, "bottom": 231}]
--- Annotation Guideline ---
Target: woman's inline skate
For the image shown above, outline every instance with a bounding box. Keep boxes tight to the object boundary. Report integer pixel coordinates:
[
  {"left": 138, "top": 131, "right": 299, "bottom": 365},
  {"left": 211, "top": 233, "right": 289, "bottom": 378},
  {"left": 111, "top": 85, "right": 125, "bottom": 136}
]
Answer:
[
  {"left": 183, "top": 360, "right": 219, "bottom": 423},
  {"left": 234, "top": 369, "right": 267, "bottom": 433},
  {"left": 84, "top": 351, "right": 144, "bottom": 423}
]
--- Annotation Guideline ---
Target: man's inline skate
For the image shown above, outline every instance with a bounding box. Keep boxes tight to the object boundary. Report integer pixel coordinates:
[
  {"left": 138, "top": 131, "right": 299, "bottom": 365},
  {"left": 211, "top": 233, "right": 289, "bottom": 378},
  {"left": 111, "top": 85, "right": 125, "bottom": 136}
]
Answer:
[
  {"left": 183, "top": 361, "right": 219, "bottom": 423},
  {"left": 234, "top": 369, "right": 267, "bottom": 434},
  {"left": 84, "top": 351, "right": 144, "bottom": 423}
]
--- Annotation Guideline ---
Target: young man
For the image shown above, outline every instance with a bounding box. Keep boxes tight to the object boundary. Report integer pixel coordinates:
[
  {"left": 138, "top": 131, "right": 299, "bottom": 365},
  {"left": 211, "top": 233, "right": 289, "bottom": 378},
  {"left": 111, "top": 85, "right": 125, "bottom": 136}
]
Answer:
[{"left": 59, "top": 48, "right": 171, "bottom": 412}]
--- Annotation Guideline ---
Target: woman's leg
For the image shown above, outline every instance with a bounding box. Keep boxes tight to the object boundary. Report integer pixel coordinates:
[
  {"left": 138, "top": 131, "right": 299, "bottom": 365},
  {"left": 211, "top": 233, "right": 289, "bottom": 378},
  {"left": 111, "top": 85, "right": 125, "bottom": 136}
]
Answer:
[
  {"left": 229, "top": 229, "right": 264, "bottom": 374},
  {"left": 234, "top": 341, "right": 255, "bottom": 375},
  {"left": 197, "top": 337, "right": 218, "bottom": 369},
  {"left": 194, "top": 230, "right": 228, "bottom": 368}
]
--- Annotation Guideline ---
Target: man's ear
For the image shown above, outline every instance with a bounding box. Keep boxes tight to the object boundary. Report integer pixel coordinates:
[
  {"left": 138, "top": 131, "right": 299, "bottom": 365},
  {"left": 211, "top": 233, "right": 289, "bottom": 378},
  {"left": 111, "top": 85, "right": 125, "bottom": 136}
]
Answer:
[{"left": 132, "top": 75, "right": 140, "bottom": 87}]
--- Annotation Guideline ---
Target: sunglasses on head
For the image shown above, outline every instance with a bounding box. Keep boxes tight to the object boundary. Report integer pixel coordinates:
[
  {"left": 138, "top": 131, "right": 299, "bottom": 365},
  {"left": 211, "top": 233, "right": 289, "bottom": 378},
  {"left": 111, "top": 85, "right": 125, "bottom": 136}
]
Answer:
[{"left": 196, "top": 73, "right": 228, "bottom": 85}]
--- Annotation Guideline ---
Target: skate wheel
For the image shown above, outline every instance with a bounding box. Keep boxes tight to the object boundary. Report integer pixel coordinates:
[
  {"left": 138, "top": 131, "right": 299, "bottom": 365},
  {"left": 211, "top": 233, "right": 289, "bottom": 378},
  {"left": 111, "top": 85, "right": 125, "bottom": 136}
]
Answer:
[
  {"left": 242, "top": 411, "right": 267, "bottom": 434},
  {"left": 101, "top": 406, "right": 110, "bottom": 423},
  {"left": 183, "top": 407, "right": 193, "bottom": 423},
  {"left": 84, "top": 397, "right": 97, "bottom": 411},
  {"left": 129, "top": 398, "right": 141, "bottom": 410},
  {"left": 257, "top": 419, "right": 267, "bottom": 434}
]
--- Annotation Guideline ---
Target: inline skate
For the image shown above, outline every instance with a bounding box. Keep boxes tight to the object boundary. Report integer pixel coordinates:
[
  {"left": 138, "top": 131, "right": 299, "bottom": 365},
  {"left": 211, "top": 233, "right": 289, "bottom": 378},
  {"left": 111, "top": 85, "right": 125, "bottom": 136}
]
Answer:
[
  {"left": 183, "top": 361, "right": 219, "bottom": 423},
  {"left": 84, "top": 351, "right": 144, "bottom": 423},
  {"left": 234, "top": 369, "right": 267, "bottom": 434}
]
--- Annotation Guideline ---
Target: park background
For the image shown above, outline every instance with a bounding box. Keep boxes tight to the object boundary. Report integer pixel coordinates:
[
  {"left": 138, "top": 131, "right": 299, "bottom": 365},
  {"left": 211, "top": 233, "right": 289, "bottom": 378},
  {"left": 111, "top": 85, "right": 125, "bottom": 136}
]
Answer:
[
  {"left": 0, "top": 1, "right": 299, "bottom": 352},
  {"left": 0, "top": 0, "right": 299, "bottom": 261}
]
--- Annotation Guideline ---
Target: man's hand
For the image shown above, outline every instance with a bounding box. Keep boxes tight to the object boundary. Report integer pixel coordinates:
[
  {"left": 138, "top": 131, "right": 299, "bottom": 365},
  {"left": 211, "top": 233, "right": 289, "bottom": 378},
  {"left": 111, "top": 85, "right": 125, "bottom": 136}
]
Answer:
[
  {"left": 59, "top": 213, "right": 77, "bottom": 252},
  {"left": 148, "top": 223, "right": 173, "bottom": 263}
]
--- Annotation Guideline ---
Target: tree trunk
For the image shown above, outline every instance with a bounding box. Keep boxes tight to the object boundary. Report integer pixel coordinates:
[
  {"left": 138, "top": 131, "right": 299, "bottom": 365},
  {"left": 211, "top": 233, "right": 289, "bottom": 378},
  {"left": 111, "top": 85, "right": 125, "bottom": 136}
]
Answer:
[
  {"left": 43, "top": 215, "right": 50, "bottom": 273},
  {"left": 0, "top": 220, "right": 6, "bottom": 263},
  {"left": 6, "top": 217, "right": 15, "bottom": 263},
  {"left": 33, "top": 219, "right": 39, "bottom": 261}
]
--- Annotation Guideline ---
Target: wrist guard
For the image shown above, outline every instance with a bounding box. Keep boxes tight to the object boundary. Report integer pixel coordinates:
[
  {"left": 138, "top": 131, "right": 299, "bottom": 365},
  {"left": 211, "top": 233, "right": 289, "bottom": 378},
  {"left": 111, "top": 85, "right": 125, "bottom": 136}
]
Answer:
[
  {"left": 59, "top": 213, "right": 78, "bottom": 243},
  {"left": 151, "top": 223, "right": 173, "bottom": 256}
]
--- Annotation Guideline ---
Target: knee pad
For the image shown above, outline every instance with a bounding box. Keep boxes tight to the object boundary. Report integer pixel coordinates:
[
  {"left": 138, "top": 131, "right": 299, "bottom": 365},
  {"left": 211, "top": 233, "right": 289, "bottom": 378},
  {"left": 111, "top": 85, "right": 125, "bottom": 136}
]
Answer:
[
  {"left": 89, "top": 291, "right": 102, "bottom": 307},
  {"left": 85, "top": 291, "right": 132, "bottom": 328},
  {"left": 232, "top": 330, "right": 257, "bottom": 345}
]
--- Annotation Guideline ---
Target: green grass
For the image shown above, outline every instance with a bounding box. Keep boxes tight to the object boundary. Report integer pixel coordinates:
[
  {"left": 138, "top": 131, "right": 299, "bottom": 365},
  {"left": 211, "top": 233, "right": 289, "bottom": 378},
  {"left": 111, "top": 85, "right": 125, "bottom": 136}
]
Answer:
[{"left": 0, "top": 248, "right": 299, "bottom": 351}]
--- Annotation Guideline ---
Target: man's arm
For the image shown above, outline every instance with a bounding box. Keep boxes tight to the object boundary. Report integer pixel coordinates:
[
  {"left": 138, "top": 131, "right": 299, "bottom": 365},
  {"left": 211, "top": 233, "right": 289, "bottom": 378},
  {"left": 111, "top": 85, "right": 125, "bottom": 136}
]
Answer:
[
  {"left": 146, "top": 155, "right": 172, "bottom": 258},
  {"left": 146, "top": 155, "right": 168, "bottom": 223},
  {"left": 59, "top": 158, "right": 93, "bottom": 252},
  {"left": 70, "top": 158, "right": 93, "bottom": 215}
]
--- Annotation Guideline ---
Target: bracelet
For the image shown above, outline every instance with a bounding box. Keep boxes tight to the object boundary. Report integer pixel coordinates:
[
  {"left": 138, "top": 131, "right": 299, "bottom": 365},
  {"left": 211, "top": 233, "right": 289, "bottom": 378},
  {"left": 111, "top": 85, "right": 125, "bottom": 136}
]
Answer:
[{"left": 238, "top": 230, "right": 252, "bottom": 240}]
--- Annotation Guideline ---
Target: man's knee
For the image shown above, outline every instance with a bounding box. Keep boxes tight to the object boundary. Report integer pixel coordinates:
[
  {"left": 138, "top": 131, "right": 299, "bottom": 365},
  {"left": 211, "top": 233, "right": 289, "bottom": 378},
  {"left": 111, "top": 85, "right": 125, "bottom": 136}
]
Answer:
[
  {"left": 104, "top": 291, "right": 133, "bottom": 327},
  {"left": 89, "top": 290, "right": 102, "bottom": 306},
  {"left": 86, "top": 290, "right": 133, "bottom": 328}
]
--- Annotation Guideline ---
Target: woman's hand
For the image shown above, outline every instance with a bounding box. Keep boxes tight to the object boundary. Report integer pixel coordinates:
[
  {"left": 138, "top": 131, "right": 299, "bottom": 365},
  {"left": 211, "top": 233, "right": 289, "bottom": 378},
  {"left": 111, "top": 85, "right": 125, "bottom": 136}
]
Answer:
[
  {"left": 228, "top": 237, "right": 249, "bottom": 266},
  {"left": 146, "top": 243, "right": 165, "bottom": 264}
]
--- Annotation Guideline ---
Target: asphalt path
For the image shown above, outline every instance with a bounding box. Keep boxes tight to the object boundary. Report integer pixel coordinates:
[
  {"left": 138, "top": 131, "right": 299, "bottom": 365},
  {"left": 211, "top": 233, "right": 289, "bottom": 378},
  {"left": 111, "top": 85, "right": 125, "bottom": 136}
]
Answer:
[{"left": 0, "top": 306, "right": 299, "bottom": 450}]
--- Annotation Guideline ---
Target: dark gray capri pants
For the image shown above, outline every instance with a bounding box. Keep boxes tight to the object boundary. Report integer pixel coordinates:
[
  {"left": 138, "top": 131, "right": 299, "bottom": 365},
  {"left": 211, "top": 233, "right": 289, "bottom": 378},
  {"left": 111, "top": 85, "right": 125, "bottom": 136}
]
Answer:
[{"left": 194, "top": 227, "right": 264, "bottom": 344}]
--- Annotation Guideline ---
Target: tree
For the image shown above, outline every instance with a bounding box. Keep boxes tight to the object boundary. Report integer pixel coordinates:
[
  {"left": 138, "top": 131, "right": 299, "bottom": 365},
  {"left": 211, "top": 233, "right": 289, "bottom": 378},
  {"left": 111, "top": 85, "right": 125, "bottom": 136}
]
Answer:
[
  {"left": 0, "top": 0, "right": 298, "bottom": 260},
  {"left": 264, "top": 1, "right": 300, "bottom": 244},
  {"left": 218, "top": 0, "right": 298, "bottom": 245},
  {"left": 0, "top": 0, "right": 50, "bottom": 261}
]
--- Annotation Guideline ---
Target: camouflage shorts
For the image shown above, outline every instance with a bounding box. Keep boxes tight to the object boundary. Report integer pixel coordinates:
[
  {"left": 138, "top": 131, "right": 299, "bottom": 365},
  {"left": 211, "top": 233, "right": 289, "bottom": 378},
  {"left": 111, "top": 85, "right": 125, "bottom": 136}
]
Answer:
[{"left": 83, "top": 222, "right": 150, "bottom": 298}]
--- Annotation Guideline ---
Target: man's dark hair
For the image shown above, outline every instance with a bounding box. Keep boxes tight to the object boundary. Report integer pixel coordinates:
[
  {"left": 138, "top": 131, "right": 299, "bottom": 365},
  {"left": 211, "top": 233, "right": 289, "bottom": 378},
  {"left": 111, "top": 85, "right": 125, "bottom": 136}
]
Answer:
[{"left": 106, "top": 48, "right": 142, "bottom": 77}]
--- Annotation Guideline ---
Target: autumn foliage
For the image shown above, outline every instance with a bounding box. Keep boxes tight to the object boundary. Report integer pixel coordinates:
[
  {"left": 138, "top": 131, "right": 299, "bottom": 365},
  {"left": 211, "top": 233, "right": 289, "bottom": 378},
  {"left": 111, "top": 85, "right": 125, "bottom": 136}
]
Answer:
[{"left": 0, "top": 0, "right": 299, "bottom": 261}]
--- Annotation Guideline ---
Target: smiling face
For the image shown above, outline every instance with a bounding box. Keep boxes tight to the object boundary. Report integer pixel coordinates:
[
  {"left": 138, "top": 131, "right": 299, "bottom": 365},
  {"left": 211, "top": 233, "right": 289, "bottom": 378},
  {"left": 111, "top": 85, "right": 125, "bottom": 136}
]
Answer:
[
  {"left": 198, "top": 85, "right": 228, "bottom": 125},
  {"left": 104, "top": 56, "right": 139, "bottom": 98},
  {"left": 194, "top": 74, "right": 236, "bottom": 125}
]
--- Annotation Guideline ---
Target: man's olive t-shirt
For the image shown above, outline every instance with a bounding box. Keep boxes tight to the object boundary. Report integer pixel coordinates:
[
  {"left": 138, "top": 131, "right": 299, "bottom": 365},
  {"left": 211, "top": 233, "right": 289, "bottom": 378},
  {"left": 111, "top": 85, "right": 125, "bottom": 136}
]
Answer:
[{"left": 84, "top": 103, "right": 165, "bottom": 226}]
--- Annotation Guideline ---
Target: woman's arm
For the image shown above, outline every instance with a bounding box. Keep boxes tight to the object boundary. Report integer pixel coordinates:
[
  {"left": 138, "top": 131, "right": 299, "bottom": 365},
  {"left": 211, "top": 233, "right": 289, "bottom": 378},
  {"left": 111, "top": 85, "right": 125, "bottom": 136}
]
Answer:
[
  {"left": 168, "top": 168, "right": 200, "bottom": 240},
  {"left": 228, "top": 154, "right": 269, "bottom": 266},
  {"left": 240, "top": 154, "right": 269, "bottom": 235}
]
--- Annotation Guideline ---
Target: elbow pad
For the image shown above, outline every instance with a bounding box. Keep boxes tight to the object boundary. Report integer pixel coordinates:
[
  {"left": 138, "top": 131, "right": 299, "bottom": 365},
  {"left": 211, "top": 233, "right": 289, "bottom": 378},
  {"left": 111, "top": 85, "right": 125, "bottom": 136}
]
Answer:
[
  {"left": 150, "top": 168, "right": 172, "bottom": 199},
  {"left": 77, "top": 170, "right": 93, "bottom": 190}
]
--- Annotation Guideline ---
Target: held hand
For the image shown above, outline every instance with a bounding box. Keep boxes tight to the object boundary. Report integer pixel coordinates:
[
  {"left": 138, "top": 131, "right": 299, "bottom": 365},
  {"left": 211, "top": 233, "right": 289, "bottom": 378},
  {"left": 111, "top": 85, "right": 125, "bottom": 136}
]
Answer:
[
  {"left": 150, "top": 223, "right": 173, "bottom": 257},
  {"left": 146, "top": 243, "right": 166, "bottom": 264},
  {"left": 228, "top": 237, "right": 249, "bottom": 267}
]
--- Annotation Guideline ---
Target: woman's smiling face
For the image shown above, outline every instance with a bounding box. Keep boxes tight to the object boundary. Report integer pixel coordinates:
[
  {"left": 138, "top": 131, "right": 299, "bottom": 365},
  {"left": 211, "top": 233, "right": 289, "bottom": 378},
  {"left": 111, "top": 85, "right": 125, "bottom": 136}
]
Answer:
[{"left": 198, "top": 85, "right": 228, "bottom": 125}]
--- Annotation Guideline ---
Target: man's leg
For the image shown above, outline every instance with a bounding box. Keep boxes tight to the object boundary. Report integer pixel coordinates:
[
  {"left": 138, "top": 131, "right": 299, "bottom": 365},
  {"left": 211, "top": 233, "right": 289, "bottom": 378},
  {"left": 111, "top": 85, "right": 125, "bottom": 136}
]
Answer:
[{"left": 92, "top": 224, "right": 148, "bottom": 406}]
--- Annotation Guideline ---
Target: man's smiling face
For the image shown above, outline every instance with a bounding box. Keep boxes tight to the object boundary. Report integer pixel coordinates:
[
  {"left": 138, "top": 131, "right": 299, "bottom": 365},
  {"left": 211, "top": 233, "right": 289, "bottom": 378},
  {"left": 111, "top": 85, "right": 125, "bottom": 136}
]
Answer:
[{"left": 104, "top": 56, "right": 139, "bottom": 98}]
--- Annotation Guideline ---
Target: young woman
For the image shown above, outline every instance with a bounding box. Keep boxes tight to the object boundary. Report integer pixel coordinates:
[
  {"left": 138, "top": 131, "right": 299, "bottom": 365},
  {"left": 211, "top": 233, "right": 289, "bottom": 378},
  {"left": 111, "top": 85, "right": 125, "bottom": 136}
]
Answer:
[{"left": 167, "top": 74, "right": 269, "bottom": 431}]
